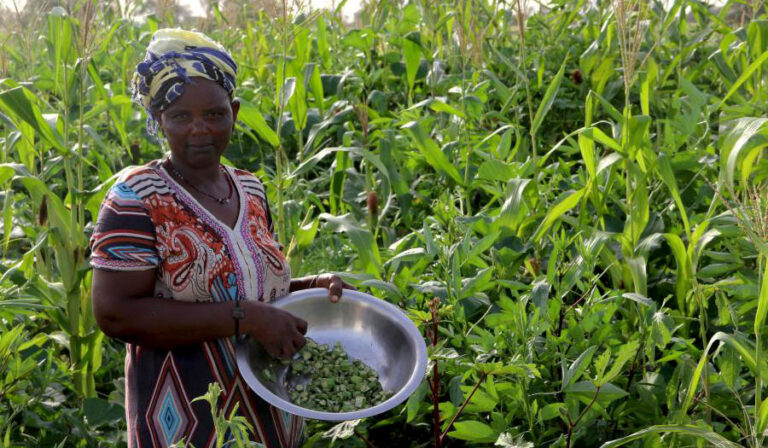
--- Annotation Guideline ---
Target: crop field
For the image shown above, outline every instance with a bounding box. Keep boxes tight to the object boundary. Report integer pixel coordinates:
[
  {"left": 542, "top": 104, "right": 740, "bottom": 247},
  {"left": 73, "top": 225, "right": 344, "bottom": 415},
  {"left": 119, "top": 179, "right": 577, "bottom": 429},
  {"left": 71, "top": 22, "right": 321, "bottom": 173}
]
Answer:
[{"left": 1, "top": 0, "right": 768, "bottom": 446}]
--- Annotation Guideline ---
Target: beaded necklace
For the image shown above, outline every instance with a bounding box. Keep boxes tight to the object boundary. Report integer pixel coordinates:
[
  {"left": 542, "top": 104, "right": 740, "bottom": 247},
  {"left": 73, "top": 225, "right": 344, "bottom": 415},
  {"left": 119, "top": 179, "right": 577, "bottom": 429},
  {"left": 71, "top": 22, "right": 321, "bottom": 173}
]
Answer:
[{"left": 165, "top": 158, "right": 234, "bottom": 205}]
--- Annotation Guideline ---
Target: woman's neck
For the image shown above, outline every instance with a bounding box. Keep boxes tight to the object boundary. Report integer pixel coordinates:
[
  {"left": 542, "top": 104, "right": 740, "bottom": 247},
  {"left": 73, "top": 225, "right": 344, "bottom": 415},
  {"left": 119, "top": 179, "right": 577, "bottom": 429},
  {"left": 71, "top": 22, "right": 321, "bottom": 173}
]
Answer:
[{"left": 167, "top": 155, "right": 223, "bottom": 188}]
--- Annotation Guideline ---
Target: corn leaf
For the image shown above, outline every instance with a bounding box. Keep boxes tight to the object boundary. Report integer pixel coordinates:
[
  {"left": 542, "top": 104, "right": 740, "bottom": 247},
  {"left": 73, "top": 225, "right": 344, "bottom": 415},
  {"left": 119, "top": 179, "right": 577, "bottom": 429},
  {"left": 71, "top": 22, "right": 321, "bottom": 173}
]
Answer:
[
  {"left": 533, "top": 188, "right": 585, "bottom": 242},
  {"left": 531, "top": 55, "right": 568, "bottom": 137},
  {"left": 718, "top": 49, "right": 768, "bottom": 107},
  {"left": 600, "top": 424, "right": 743, "bottom": 448},
  {"left": 402, "top": 121, "right": 463, "bottom": 184},
  {"left": 755, "top": 259, "right": 768, "bottom": 335}
]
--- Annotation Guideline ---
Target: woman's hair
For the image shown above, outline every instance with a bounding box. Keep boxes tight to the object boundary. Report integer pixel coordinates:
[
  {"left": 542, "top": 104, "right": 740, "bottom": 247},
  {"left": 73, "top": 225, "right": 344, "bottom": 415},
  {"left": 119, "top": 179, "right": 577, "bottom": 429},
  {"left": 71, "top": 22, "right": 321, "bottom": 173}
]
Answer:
[{"left": 131, "top": 28, "right": 238, "bottom": 137}]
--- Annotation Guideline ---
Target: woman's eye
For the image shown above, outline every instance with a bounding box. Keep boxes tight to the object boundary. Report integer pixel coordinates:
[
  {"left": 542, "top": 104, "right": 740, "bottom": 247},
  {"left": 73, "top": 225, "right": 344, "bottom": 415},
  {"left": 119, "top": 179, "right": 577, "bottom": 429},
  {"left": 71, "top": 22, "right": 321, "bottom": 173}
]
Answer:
[{"left": 172, "top": 113, "right": 189, "bottom": 120}]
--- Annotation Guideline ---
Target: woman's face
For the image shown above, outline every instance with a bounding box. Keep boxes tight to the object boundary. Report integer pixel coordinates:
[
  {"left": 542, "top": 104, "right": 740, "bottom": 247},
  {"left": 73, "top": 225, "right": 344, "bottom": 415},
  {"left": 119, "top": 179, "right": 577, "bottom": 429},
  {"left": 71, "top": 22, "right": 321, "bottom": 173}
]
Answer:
[{"left": 157, "top": 77, "right": 240, "bottom": 169}]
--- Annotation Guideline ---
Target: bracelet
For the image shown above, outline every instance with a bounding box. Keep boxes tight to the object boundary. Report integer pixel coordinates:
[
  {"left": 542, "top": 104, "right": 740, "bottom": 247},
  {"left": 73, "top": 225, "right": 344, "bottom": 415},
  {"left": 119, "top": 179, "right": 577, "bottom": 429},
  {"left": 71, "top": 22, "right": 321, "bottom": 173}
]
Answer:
[{"left": 232, "top": 300, "right": 245, "bottom": 338}]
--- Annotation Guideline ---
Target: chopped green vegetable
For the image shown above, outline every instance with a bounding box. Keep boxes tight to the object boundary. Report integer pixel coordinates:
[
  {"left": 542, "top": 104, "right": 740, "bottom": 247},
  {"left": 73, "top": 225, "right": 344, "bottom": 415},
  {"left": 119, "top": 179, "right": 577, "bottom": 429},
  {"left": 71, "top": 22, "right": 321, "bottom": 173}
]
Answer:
[{"left": 281, "top": 338, "right": 392, "bottom": 412}]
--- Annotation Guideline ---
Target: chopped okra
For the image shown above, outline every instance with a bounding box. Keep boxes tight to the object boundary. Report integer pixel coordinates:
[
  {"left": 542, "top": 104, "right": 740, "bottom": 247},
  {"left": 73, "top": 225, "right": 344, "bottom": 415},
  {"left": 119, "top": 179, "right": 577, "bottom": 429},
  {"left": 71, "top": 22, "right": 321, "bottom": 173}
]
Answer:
[{"left": 282, "top": 338, "right": 393, "bottom": 412}]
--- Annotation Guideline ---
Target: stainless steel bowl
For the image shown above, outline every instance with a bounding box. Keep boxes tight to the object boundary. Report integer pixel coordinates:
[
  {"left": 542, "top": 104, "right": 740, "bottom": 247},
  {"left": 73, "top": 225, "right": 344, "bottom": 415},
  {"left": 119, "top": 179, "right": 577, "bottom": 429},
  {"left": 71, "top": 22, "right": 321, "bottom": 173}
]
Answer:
[{"left": 236, "top": 288, "right": 428, "bottom": 421}]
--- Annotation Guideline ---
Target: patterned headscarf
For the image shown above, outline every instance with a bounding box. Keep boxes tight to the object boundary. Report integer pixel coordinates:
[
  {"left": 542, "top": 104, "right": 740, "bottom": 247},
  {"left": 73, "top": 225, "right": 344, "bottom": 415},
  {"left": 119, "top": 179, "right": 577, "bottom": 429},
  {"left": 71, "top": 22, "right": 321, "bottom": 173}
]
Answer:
[{"left": 131, "top": 28, "right": 238, "bottom": 137}]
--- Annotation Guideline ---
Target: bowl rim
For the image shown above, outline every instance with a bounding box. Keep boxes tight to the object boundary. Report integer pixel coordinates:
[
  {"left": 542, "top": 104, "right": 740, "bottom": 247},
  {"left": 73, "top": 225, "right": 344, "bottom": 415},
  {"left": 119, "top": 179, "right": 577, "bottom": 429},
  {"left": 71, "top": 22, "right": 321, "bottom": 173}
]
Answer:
[{"left": 235, "top": 287, "right": 428, "bottom": 421}]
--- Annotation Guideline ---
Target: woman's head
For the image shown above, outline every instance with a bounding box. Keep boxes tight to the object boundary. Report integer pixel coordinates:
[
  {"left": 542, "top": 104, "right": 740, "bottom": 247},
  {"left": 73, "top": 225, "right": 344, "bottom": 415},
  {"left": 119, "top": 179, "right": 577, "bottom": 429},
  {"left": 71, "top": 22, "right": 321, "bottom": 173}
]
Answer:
[
  {"left": 156, "top": 77, "right": 240, "bottom": 169},
  {"left": 131, "top": 29, "right": 238, "bottom": 139}
]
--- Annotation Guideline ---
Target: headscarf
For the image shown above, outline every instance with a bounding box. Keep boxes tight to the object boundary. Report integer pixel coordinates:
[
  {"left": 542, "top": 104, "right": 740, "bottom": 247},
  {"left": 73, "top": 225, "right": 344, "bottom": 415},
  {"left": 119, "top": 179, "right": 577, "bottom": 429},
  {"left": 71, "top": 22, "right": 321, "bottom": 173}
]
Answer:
[{"left": 131, "top": 28, "right": 238, "bottom": 137}]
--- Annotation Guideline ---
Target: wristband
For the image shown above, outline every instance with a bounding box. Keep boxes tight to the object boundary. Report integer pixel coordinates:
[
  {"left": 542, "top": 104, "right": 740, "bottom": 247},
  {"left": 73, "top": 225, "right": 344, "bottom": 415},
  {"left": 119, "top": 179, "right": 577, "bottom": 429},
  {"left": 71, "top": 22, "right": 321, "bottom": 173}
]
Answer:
[{"left": 232, "top": 300, "right": 245, "bottom": 338}]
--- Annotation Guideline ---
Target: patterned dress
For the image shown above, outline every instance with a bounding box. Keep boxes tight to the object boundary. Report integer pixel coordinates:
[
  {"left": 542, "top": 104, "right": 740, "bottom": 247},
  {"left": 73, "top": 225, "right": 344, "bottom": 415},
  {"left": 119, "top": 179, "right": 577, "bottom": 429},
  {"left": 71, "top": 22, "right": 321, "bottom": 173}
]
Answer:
[{"left": 89, "top": 159, "right": 303, "bottom": 448}]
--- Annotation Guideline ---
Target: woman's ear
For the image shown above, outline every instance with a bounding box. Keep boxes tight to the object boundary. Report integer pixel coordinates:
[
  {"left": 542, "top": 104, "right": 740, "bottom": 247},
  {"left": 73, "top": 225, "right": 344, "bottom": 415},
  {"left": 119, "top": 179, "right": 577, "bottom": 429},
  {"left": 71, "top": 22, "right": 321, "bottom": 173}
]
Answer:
[
  {"left": 231, "top": 99, "right": 241, "bottom": 124},
  {"left": 152, "top": 108, "right": 163, "bottom": 127}
]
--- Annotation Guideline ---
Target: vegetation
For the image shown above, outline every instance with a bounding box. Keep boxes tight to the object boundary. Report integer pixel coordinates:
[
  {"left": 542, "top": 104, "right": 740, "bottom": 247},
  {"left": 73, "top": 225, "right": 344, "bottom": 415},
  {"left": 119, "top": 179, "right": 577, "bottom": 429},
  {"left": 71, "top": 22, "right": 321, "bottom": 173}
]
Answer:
[{"left": 1, "top": 0, "right": 768, "bottom": 446}]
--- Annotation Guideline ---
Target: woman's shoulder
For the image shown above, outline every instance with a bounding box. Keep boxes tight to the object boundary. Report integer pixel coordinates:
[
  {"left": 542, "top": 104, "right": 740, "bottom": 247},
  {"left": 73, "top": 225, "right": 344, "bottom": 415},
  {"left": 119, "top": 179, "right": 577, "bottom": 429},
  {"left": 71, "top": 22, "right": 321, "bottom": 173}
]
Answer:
[
  {"left": 111, "top": 160, "right": 170, "bottom": 200},
  {"left": 230, "top": 167, "right": 267, "bottom": 200}
]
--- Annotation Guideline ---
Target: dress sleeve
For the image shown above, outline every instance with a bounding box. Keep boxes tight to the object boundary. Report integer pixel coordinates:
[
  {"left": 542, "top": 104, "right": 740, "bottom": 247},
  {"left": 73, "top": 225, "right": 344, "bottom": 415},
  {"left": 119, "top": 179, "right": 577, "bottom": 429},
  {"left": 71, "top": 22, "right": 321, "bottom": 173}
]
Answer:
[{"left": 89, "top": 181, "right": 160, "bottom": 271}]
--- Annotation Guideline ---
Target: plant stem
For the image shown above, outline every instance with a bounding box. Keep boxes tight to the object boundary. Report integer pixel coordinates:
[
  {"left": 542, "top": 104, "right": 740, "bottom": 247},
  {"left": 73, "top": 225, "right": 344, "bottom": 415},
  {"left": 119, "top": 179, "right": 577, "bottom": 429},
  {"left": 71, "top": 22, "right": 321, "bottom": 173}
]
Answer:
[
  {"left": 566, "top": 386, "right": 600, "bottom": 448},
  {"left": 354, "top": 428, "right": 377, "bottom": 448},
  {"left": 439, "top": 372, "right": 489, "bottom": 443},
  {"left": 429, "top": 297, "right": 441, "bottom": 448},
  {"left": 755, "top": 254, "right": 764, "bottom": 445},
  {"left": 275, "top": 0, "right": 290, "bottom": 246}
]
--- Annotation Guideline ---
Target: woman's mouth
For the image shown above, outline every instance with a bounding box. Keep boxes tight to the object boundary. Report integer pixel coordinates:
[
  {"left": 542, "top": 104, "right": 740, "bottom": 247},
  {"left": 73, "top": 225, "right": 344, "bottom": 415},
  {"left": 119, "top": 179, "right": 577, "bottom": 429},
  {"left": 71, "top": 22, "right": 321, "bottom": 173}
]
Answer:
[{"left": 186, "top": 144, "right": 217, "bottom": 152}]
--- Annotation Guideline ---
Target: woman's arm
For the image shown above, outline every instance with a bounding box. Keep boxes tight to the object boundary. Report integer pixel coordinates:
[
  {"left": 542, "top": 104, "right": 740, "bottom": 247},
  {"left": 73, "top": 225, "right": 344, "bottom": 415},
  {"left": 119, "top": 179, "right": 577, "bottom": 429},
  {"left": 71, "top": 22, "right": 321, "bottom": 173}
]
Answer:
[
  {"left": 289, "top": 274, "right": 356, "bottom": 302},
  {"left": 92, "top": 268, "right": 307, "bottom": 357}
]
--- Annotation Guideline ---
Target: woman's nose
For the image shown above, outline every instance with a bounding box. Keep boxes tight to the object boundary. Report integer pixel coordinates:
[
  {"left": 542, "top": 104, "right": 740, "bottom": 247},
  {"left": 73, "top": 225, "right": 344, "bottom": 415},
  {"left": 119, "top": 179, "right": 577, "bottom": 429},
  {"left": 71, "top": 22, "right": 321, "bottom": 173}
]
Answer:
[{"left": 189, "top": 117, "right": 209, "bottom": 134}]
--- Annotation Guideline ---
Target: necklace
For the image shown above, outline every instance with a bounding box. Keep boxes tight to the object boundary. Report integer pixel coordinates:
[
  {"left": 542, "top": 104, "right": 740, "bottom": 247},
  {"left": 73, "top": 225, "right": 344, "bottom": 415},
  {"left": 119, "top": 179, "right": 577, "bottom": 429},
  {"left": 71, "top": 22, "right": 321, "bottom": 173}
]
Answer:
[{"left": 165, "top": 159, "right": 234, "bottom": 205}]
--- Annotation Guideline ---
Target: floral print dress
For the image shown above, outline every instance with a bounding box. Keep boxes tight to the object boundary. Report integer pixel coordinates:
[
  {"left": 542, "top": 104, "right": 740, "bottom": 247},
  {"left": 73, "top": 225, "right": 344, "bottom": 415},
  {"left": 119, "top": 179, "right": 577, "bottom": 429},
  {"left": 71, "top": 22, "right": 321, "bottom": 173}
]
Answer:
[{"left": 90, "top": 159, "right": 302, "bottom": 448}]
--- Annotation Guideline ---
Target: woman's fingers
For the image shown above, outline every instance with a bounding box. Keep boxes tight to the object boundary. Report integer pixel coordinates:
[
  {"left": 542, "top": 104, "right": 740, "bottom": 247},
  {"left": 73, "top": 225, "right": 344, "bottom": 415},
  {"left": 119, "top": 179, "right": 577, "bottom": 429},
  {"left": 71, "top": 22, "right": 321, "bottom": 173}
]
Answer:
[
  {"left": 328, "top": 275, "right": 343, "bottom": 303},
  {"left": 296, "top": 316, "right": 308, "bottom": 335},
  {"left": 315, "top": 273, "right": 356, "bottom": 302},
  {"left": 252, "top": 304, "right": 308, "bottom": 358}
]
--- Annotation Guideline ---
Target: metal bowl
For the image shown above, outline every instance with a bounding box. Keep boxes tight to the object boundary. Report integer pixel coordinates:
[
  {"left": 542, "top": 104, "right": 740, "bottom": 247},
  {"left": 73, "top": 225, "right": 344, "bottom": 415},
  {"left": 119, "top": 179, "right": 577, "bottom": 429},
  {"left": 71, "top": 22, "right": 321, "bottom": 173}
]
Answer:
[{"left": 236, "top": 288, "right": 428, "bottom": 421}]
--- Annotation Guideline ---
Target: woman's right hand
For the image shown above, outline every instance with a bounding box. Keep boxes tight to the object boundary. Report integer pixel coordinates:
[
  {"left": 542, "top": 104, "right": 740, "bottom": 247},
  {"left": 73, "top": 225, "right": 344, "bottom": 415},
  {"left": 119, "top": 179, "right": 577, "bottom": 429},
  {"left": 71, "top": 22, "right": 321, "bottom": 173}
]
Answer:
[{"left": 244, "top": 302, "right": 307, "bottom": 358}]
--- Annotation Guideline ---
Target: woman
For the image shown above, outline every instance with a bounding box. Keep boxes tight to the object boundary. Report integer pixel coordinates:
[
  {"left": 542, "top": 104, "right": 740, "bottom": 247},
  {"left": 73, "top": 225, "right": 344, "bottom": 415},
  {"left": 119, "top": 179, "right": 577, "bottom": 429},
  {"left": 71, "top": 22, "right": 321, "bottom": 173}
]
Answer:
[{"left": 90, "top": 29, "right": 351, "bottom": 447}]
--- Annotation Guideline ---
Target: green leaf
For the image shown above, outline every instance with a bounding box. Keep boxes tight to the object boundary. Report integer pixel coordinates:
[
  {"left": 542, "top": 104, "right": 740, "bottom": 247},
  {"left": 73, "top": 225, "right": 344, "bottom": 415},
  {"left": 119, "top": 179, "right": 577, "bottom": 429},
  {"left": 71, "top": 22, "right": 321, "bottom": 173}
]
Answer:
[
  {"left": 564, "top": 346, "right": 598, "bottom": 388},
  {"left": 626, "top": 256, "right": 647, "bottom": 297},
  {"left": 530, "top": 54, "right": 568, "bottom": 137},
  {"left": 359, "top": 279, "right": 404, "bottom": 301},
  {"left": 316, "top": 15, "right": 331, "bottom": 68},
  {"left": 83, "top": 398, "right": 124, "bottom": 428},
  {"left": 461, "top": 267, "right": 494, "bottom": 296},
  {"left": 0, "top": 86, "right": 66, "bottom": 153},
  {"left": 533, "top": 188, "right": 586, "bottom": 242},
  {"left": 664, "top": 233, "right": 692, "bottom": 313},
  {"left": 656, "top": 153, "right": 691, "bottom": 237},
  {"left": 289, "top": 145, "right": 392, "bottom": 217},
  {"left": 565, "top": 381, "right": 628, "bottom": 405},
  {"left": 600, "top": 340, "right": 639, "bottom": 386},
  {"left": 579, "top": 133, "right": 596, "bottom": 180},
  {"left": 597, "top": 152, "right": 623, "bottom": 175},
  {"left": 402, "top": 121, "right": 463, "bottom": 184},
  {"left": 279, "top": 77, "right": 296, "bottom": 111},
  {"left": 600, "top": 424, "right": 743, "bottom": 448},
  {"left": 718, "top": 49, "right": 768, "bottom": 108},
  {"left": 683, "top": 332, "right": 762, "bottom": 413},
  {"left": 448, "top": 420, "right": 499, "bottom": 443},
  {"left": 295, "top": 217, "right": 319, "bottom": 249},
  {"left": 540, "top": 402, "right": 567, "bottom": 421},
  {"left": 407, "top": 98, "right": 466, "bottom": 118},
  {"left": 461, "top": 384, "right": 497, "bottom": 412},
  {"left": 403, "top": 37, "right": 421, "bottom": 93},
  {"left": 755, "top": 259, "right": 768, "bottom": 336},
  {"left": 237, "top": 99, "right": 279, "bottom": 147},
  {"left": 495, "top": 178, "right": 532, "bottom": 229},
  {"left": 583, "top": 127, "right": 622, "bottom": 152},
  {"left": 385, "top": 247, "right": 430, "bottom": 266},
  {"left": 0, "top": 164, "right": 14, "bottom": 185},
  {"left": 320, "top": 213, "right": 381, "bottom": 276},
  {"left": 406, "top": 380, "right": 428, "bottom": 423},
  {"left": 719, "top": 117, "right": 768, "bottom": 187},
  {"left": 477, "top": 160, "right": 516, "bottom": 182},
  {"left": 758, "top": 397, "right": 768, "bottom": 433}
]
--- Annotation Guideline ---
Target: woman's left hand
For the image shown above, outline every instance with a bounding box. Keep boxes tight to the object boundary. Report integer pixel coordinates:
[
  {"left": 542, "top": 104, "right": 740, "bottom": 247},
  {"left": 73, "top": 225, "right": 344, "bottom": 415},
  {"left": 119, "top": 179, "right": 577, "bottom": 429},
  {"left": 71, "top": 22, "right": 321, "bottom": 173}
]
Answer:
[{"left": 311, "top": 274, "right": 356, "bottom": 303}]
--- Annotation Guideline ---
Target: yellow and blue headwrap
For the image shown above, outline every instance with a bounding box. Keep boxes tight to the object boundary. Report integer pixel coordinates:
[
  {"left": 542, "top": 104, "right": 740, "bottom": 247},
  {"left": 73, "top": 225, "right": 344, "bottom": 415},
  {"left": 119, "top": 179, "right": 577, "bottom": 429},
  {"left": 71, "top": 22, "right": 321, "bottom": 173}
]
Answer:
[{"left": 131, "top": 28, "right": 238, "bottom": 137}]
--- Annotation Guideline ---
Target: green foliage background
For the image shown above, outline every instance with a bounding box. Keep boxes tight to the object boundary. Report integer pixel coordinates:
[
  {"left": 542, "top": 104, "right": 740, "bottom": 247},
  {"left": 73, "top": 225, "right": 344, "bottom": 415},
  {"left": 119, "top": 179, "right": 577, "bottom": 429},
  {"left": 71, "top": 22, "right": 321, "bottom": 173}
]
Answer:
[{"left": 1, "top": 0, "right": 768, "bottom": 446}]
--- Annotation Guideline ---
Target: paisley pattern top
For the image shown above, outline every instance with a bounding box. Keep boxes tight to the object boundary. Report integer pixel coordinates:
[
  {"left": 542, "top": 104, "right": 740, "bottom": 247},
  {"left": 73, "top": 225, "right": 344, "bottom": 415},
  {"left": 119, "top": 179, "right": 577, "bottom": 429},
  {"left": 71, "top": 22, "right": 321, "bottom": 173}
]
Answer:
[{"left": 89, "top": 159, "right": 302, "bottom": 448}]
